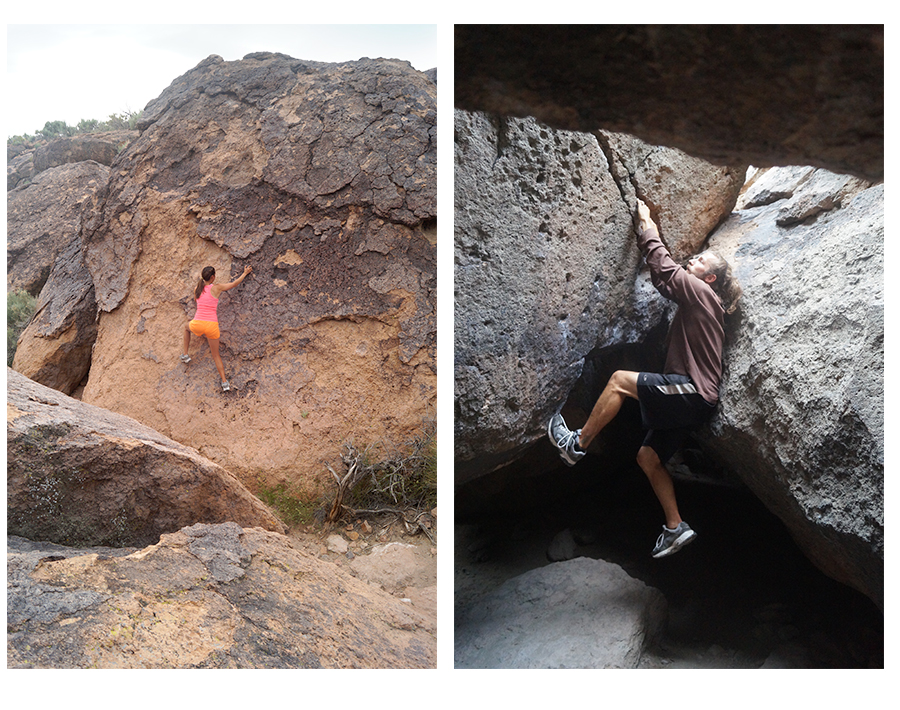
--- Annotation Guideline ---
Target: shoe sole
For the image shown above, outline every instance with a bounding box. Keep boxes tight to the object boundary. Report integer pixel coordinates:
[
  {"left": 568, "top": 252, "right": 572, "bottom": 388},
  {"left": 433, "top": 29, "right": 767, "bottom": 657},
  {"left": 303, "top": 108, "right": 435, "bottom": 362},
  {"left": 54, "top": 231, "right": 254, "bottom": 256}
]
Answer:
[{"left": 652, "top": 530, "right": 697, "bottom": 558}]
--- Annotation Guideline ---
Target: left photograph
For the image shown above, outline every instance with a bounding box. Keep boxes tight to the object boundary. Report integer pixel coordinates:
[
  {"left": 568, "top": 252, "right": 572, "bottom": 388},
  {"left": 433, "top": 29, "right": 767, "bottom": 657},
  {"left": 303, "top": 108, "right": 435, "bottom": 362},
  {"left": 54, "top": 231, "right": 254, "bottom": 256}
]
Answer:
[{"left": 7, "top": 24, "right": 437, "bottom": 669}]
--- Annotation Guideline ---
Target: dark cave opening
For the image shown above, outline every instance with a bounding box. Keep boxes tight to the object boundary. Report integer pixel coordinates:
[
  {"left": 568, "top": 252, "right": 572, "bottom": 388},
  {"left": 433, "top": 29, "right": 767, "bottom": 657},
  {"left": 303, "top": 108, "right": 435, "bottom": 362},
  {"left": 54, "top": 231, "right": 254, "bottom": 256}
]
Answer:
[{"left": 455, "top": 437, "right": 883, "bottom": 668}]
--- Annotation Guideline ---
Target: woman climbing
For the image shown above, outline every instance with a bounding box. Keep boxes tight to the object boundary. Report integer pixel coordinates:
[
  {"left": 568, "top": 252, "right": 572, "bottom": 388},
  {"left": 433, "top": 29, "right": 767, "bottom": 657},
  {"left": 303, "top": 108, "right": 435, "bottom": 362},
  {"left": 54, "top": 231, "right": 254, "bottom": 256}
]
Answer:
[{"left": 181, "top": 264, "right": 252, "bottom": 391}]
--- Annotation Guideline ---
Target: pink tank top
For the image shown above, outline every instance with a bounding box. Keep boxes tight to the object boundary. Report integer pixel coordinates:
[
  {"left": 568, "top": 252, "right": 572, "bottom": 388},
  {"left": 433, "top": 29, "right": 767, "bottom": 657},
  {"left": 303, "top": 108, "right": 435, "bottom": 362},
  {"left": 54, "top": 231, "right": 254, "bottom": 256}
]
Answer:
[{"left": 194, "top": 284, "right": 218, "bottom": 322}]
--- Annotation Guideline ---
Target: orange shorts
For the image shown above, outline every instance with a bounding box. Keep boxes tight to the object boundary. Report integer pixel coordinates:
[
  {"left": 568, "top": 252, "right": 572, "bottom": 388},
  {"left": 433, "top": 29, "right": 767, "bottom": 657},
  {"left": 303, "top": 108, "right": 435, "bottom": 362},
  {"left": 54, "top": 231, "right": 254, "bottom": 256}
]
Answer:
[{"left": 188, "top": 319, "right": 220, "bottom": 339}]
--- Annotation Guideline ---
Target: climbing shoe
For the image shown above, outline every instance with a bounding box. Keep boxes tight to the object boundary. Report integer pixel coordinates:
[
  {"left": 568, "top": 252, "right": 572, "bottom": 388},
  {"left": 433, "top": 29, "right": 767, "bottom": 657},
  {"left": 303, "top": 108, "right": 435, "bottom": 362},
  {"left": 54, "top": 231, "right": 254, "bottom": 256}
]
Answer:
[
  {"left": 180, "top": 354, "right": 191, "bottom": 364},
  {"left": 651, "top": 521, "right": 697, "bottom": 558},
  {"left": 221, "top": 381, "right": 231, "bottom": 392},
  {"left": 547, "top": 413, "right": 585, "bottom": 466}
]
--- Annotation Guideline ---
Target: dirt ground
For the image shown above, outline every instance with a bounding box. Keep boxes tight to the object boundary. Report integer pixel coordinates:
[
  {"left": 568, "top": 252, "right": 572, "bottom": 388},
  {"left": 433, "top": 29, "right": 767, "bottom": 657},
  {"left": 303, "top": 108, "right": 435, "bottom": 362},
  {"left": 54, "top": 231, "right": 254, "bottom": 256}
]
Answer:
[{"left": 287, "top": 511, "right": 438, "bottom": 625}]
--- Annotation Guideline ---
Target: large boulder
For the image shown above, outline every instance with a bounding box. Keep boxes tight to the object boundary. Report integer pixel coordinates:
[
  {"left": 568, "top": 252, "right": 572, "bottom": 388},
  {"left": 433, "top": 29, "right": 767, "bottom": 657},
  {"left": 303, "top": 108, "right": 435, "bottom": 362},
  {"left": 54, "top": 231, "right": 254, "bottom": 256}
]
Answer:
[
  {"left": 7, "top": 150, "right": 34, "bottom": 190},
  {"left": 32, "top": 131, "right": 137, "bottom": 173},
  {"left": 8, "top": 522, "right": 436, "bottom": 668},
  {"left": 7, "top": 369, "right": 285, "bottom": 548},
  {"left": 454, "top": 110, "right": 742, "bottom": 482},
  {"left": 454, "top": 25, "right": 883, "bottom": 181},
  {"left": 79, "top": 53, "right": 436, "bottom": 493},
  {"left": 11, "top": 236, "right": 98, "bottom": 395},
  {"left": 598, "top": 130, "right": 745, "bottom": 261},
  {"left": 7, "top": 160, "right": 109, "bottom": 295},
  {"left": 455, "top": 556, "right": 666, "bottom": 668},
  {"left": 702, "top": 171, "right": 883, "bottom": 609}
]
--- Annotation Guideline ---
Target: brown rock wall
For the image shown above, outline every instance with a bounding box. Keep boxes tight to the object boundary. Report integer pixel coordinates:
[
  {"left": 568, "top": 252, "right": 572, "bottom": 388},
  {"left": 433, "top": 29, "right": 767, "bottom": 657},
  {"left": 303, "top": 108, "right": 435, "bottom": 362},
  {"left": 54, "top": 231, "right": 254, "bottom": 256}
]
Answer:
[
  {"left": 80, "top": 54, "right": 436, "bottom": 491},
  {"left": 7, "top": 161, "right": 109, "bottom": 295}
]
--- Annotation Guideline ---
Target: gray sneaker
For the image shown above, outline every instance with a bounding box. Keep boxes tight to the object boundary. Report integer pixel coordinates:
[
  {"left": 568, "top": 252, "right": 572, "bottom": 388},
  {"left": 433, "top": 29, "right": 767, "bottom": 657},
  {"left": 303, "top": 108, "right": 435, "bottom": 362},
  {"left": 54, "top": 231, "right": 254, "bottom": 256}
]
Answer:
[
  {"left": 547, "top": 413, "right": 585, "bottom": 466},
  {"left": 652, "top": 521, "right": 697, "bottom": 558}
]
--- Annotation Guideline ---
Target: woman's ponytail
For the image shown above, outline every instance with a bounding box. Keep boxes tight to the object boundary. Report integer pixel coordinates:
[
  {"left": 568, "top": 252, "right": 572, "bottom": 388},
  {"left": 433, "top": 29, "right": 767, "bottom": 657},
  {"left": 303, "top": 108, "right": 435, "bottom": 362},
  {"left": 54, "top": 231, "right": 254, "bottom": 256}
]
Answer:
[{"left": 194, "top": 266, "right": 216, "bottom": 299}]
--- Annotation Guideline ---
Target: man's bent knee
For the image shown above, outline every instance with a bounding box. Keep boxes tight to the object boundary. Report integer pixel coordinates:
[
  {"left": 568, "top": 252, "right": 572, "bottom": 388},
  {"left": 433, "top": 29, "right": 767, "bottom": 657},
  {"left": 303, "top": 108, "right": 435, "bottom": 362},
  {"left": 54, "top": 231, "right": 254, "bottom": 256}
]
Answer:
[{"left": 609, "top": 370, "right": 639, "bottom": 398}]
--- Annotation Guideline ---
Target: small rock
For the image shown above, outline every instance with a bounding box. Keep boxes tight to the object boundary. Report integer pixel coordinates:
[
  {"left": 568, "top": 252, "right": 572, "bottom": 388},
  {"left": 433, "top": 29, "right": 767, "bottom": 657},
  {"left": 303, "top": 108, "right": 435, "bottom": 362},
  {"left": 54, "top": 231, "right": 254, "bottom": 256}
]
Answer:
[
  {"left": 547, "top": 528, "right": 577, "bottom": 561},
  {"left": 326, "top": 534, "right": 348, "bottom": 554}
]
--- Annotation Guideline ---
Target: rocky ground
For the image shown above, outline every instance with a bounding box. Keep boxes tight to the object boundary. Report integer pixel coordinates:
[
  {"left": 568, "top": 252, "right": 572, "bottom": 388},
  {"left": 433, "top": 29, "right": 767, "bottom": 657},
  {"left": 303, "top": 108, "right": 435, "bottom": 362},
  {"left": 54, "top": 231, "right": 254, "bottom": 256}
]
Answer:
[
  {"left": 8, "top": 515, "right": 437, "bottom": 669},
  {"left": 287, "top": 514, "right": 438, "bottom": 624}
]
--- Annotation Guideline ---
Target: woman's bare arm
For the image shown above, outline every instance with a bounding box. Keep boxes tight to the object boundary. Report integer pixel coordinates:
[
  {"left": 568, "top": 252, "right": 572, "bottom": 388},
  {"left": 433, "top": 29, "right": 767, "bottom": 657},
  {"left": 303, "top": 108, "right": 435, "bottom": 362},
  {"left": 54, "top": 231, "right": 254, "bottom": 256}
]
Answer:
[{"left": 212, "top": 266, "right": 253, "bottom": 295}]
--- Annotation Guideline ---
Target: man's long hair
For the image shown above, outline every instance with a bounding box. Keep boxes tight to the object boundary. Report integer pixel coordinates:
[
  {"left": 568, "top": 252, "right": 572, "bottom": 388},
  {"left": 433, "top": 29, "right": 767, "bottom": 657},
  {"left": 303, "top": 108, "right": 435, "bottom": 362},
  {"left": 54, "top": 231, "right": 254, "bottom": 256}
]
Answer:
[{"left": 706, "top": 254, "right": 742, "bottom": 315}]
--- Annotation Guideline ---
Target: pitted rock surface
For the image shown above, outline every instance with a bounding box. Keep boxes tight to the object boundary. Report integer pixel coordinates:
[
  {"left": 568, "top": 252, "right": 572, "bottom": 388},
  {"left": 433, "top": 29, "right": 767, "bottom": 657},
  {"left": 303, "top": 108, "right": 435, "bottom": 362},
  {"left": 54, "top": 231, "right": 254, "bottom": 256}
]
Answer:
[
  {"left": 455, "top": 25, "right": 882, "bottom": 181},
  {"left": 454, "top": 111, "right": 741, "bottom": 481}
]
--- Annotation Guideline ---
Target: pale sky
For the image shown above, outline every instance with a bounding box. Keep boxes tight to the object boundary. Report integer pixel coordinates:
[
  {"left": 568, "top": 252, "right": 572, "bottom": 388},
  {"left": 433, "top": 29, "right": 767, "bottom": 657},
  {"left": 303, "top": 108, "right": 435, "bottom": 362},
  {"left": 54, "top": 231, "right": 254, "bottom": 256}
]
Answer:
[{"left": 6, "top": 24, "right": 437, "bottom": 138}]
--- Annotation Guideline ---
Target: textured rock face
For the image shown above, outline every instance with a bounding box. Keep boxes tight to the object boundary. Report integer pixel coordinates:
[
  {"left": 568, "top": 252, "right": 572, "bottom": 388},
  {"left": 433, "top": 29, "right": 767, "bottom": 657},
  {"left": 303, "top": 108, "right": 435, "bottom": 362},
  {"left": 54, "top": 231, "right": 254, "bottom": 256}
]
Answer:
[
  {"left": 702, "top": 172, "right": 883, "bottom": 609},
  {"left": 7, "top": 150, "right": 34, "bottom": 189},
  {"left": 455, "top": 556, "right": 666, "bottom": 668},
  {"left": 11, "top": 237, "right": 97, "bottom": 395},
  {"left": 80, "top": 53, "right": 436, "bottom": 492},
  {"left": 454, "top": 111, "right": 742, "bottom": 481},
  {"left": 455, "top": 25, "right": 883, "bottom": 181},
  {"left": 7, "top": 369, "right": 285, "bottom": 548},
  {"left": 32, "top": 131, "right": 137, "bottom": 173},
  {"left": 8, "top": 523, "right": 436, "bottom": 668},
  {"left": 7, "top": 160, "right": 109, "bottom": 295},
  {"left": 598, "top": 130, "right": 746, "bottom": 261}
]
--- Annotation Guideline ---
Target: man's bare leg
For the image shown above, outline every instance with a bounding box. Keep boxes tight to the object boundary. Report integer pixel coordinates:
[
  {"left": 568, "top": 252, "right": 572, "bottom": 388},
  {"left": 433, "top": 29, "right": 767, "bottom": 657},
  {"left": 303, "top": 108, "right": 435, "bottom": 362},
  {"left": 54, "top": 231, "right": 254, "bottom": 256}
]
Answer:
[
  {"left": 637, "top": 445, "right": 683, "bottom": 529},
  {"left": 578, "top": 370, "right": 640, "bottom": 449}
]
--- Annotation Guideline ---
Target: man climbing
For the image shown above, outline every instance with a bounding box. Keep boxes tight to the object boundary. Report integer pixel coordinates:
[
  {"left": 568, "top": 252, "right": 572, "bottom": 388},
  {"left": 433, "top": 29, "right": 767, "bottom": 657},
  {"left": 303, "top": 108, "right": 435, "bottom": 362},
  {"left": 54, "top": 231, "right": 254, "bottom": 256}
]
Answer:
[{"left": 548, "top": 198, "right": 741, "bottom": 558}]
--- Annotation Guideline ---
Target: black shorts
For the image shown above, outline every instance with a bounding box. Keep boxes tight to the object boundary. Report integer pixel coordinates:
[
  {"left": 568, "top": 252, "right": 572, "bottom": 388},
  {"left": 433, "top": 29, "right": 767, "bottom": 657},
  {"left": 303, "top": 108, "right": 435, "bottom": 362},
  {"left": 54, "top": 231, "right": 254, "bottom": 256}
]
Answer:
[{"left": 637, "top": 372, "right": 716, "bottom": 464}]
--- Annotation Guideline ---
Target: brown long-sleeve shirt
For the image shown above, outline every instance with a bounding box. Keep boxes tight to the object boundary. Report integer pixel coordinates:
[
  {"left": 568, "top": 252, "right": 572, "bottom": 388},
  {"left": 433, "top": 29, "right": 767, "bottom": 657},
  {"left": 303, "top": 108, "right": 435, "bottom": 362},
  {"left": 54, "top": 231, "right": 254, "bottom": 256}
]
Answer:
[{"left": 637, "top": 226, "right": 725, "bottom": 405}]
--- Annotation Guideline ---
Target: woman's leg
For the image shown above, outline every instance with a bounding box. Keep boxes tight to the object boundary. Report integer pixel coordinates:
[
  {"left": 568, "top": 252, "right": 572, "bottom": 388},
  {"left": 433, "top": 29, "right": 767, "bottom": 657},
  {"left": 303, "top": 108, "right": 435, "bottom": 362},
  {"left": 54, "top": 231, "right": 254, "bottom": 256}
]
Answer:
[
  {"left": 207, "top": 337, "right": 227, "bottom": 383},
  {"left": 183, "top": 325, "right": 192, "bottom": 356}
]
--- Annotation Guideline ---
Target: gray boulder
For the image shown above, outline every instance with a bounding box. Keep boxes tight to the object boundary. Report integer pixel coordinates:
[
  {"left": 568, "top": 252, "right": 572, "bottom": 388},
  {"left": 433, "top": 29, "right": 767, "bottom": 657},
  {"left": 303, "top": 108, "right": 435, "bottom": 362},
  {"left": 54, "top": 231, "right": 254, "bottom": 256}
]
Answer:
[
  {"left": 11, "top": 236, "right": 97, "bottom": 395},
  {"left": 703, "top": 170, "right": 883, "bottom": 609},
  {"left": 455, "top": 556, "right": 666, "bottom": 668},
  {"left": 454, "top": 110, "right": 742, "bottom": 482},
  {"left": 7, "top": 160, "right": 109, "bottom": 295}
]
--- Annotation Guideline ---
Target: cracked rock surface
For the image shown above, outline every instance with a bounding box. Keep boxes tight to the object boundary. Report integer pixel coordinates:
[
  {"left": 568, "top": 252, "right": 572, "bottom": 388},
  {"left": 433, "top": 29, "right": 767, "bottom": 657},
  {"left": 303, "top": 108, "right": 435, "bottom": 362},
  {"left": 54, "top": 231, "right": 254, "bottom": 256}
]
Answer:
[
  {"left": 7, "top": 523, "right": 436, "bottom": 668},
  {"left": 76, "top": 53, "right": 436, "bottom": 492}
]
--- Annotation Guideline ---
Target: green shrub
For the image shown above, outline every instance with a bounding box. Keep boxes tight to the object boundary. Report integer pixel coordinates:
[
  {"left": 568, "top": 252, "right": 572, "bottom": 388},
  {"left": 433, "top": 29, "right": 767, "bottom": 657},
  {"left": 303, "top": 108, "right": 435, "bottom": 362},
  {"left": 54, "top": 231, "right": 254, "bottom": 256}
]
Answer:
[
  {"left": 255, "top": 481, "right": 320, "bottom": 528},
  {"left": 7, "top": 289, "right": 38, "bottom": 366},
  {"left": 8, "top": 110, "right": 143, "bottom": 146}
]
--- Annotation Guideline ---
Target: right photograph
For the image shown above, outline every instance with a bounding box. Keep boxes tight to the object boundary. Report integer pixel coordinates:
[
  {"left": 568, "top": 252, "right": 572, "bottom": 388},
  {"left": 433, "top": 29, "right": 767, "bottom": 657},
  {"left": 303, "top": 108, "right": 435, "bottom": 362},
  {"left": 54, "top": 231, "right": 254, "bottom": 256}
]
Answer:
[{"left": 453, "top": 25, "right": 883, "bottom": 669}]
